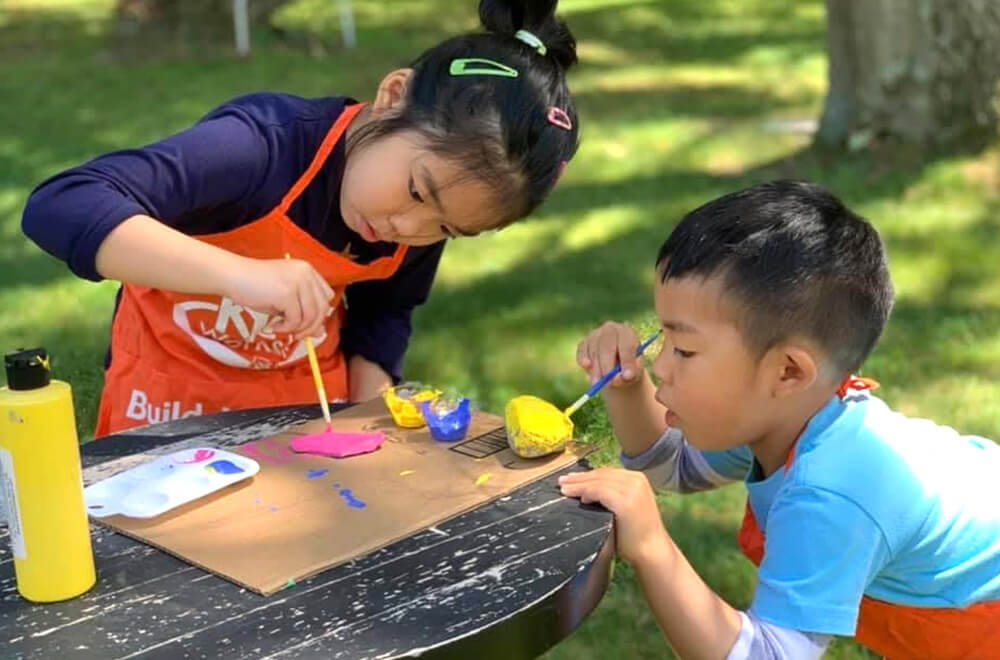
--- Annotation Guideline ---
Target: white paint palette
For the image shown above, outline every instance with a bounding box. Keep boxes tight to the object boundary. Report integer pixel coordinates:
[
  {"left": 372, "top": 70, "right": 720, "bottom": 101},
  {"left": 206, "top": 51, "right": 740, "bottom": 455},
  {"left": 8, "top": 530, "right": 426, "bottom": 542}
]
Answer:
[{"left": 84, "top": 448, "right": 259, "bottom": 519}]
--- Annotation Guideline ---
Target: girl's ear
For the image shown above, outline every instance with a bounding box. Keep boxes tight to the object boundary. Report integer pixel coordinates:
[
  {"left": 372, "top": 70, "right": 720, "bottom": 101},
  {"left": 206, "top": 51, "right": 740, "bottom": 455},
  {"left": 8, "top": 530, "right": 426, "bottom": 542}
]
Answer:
[{"left": 372, "top": 68, "right": 414, "bottom": 117}]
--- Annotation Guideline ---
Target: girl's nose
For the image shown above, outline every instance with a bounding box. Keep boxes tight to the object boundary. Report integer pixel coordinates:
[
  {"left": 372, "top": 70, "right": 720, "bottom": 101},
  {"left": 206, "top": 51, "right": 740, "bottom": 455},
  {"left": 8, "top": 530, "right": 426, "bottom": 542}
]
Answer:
[{"left": 389, "top": 208, "right": 433, "bottom": 238}]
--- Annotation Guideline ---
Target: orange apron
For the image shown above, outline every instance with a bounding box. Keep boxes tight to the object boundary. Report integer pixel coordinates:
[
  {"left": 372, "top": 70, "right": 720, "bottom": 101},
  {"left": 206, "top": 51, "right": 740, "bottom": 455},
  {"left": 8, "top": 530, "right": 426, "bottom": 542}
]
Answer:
[
  {"left": 738, "top": 378, "right": 1000, "bottom": 659},
  {"left": 96, "top": 103, "right": 408, "bottom": 436}
]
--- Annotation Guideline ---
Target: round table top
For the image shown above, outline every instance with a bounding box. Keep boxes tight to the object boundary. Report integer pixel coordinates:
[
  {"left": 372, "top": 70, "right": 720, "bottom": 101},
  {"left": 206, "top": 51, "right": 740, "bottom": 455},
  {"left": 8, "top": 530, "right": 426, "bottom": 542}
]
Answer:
[{"left": 1, "top": 403, "right": 614, "bottom": 660}]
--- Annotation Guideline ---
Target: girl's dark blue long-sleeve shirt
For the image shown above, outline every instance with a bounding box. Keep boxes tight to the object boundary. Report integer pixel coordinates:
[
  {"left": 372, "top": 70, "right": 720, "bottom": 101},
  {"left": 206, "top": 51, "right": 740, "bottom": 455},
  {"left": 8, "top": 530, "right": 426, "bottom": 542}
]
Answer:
[{"left": 22, "top": 92, "right": 444, "bottom": 381}]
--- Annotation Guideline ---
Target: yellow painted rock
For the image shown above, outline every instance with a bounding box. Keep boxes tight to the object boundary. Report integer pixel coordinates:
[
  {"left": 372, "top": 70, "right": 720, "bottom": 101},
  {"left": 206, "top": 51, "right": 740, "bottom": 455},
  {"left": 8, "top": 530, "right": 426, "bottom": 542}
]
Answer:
[
  {"left": 504, "top": 395, "right": 573, "bottom": 458},
  {"left": 383, "top": 383, "right": 440, "bottom": 428}
]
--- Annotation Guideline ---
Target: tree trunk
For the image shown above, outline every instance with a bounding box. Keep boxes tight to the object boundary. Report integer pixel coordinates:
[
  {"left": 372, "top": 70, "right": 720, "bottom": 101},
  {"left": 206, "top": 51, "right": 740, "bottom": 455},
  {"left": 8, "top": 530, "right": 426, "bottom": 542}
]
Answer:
[{"left": 817, "top": 0, "right": 1000, "bottom": 150}]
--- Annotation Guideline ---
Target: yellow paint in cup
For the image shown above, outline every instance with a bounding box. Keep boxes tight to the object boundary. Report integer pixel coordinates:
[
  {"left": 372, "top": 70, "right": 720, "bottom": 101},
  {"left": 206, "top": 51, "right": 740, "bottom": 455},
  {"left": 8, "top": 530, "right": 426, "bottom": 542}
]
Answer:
[{"left": 382, "top": 383, "right": 440, "bottom": 428}]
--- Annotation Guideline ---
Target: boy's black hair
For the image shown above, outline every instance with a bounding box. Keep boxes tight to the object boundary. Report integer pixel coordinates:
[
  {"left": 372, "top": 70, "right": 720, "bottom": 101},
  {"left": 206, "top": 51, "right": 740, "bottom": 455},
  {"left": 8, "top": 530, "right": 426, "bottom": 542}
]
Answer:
[
  {"left": 348, "top": 0, "right": 579, "bottom": 226},
  {"left": 656, "top": 180, "right": 895, "bottom": 377}
]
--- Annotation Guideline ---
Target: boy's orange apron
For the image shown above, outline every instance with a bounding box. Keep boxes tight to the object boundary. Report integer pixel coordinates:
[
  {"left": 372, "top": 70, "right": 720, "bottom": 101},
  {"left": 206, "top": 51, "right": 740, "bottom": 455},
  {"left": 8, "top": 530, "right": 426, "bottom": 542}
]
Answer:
[
  {"left": 737, "top": 378, "right": 1000, "bottom": 660},
  {"left": 96, "top": 103, "right": 407, "bottom": 436}
]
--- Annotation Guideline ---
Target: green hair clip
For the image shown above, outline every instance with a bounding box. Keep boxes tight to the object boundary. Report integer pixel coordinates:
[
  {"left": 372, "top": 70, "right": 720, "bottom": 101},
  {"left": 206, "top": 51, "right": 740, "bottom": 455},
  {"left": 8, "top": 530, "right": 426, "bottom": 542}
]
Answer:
[{"left": 449, "top": 58, "right": 519, "bottom": 78}]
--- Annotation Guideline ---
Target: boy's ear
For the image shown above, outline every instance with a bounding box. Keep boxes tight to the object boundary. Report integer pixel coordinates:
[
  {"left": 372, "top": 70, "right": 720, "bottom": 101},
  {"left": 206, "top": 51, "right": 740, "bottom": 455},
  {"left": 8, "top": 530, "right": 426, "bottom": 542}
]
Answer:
[
  {"left": 372, "top": 68, "right": 414, "bottom": 117},
  {"left": 765, "top": 341, "right": 820, "bottom": 399}
]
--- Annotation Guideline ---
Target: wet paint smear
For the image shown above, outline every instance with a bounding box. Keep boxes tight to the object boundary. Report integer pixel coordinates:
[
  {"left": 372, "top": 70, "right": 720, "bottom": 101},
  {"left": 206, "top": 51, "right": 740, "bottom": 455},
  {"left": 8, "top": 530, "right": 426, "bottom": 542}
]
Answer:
[
  {"left": 177, "top": 449, "right": 216, "bottom": 464},
  {"left": 338, "top": 488, "right": 366, "bottom": 509},
  {"left": 205, "top": 459, "right": 244, "bottom": 475},
  {"left": 306, "top": 468, "right": 329, "bottom": 480}
]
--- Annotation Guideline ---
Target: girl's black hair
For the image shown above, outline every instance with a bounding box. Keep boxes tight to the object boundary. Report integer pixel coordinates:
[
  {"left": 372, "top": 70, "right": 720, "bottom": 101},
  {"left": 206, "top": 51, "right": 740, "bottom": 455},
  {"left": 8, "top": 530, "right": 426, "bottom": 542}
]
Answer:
[
  {"left": 349, "top": 0, "right": 580, "bottom": 226},
  {"left": 656, "top": 181, "right": 895, "bottom": 377}
]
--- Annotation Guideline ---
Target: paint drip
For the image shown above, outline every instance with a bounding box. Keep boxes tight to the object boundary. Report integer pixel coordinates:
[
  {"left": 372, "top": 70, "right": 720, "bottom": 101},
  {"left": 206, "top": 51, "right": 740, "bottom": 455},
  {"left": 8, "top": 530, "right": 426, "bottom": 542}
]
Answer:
[
  {"left": 306, "top": 468, "right": 329, "bottom": 480},
  {"left": 337, "top": 488, "right": 366, "bottom": 509}
]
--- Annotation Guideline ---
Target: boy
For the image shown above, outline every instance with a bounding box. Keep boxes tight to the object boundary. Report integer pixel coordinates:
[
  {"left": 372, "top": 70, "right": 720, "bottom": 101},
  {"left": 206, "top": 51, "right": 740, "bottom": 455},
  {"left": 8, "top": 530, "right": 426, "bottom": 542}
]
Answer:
[{"left": 560, "top": 181, "right": 1000, "bottom": 659}]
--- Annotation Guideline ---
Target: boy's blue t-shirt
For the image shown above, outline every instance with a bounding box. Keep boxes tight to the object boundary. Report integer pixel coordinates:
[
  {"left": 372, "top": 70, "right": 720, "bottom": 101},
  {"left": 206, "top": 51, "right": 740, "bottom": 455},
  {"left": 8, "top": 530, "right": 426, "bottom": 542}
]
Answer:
[{"left": 701, "top": 391, "right": 1000, "bottom": 636}]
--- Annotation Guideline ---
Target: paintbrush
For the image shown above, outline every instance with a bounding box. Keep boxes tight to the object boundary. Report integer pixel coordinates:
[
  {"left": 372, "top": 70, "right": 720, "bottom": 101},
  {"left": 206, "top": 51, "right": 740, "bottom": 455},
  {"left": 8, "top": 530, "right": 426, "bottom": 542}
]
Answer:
[
  {"left": 284, "top": 253, "right": 333, "bottom": 430},
  {"left": 563, "top": 331, "right": 661, "bottom": 418}
]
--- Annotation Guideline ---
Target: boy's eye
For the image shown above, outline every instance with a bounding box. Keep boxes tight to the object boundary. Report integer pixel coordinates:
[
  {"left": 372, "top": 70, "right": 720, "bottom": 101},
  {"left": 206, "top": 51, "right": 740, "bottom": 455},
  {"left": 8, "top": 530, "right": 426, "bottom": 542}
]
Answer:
[
  {"left": 408, "top": 175, "right": 424, "bottom": 203},
  {"left": 674, "top": 348, "right": 695, "bottom": 359}
]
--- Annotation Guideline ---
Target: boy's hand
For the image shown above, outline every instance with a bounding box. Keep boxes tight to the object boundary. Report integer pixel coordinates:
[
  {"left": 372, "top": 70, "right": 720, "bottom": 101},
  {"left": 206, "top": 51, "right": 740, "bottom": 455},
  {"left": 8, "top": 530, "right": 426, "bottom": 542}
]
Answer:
[
  {"left": 576, "top": 322, "right": 643, "bottom": 388},
  {"left": 559, "top": 468, "right": 668, "bottom": 565},
  {"left": 225, "top": 257, "right": 335, "bottom": 340}
]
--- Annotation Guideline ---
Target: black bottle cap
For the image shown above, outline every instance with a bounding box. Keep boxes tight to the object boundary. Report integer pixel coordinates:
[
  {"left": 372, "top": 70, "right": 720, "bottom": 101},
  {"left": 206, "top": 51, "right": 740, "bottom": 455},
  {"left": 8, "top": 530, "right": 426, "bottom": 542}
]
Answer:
[{"left": 4, "top": 348, "right": 51, "bottom": 391}]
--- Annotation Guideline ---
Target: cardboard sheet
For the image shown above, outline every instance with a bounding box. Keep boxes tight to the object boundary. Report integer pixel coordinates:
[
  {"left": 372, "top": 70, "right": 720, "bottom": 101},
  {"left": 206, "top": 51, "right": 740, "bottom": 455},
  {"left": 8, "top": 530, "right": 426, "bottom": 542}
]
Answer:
[{"left": 94, "top": 398, "right": 589, "bottom": 595}]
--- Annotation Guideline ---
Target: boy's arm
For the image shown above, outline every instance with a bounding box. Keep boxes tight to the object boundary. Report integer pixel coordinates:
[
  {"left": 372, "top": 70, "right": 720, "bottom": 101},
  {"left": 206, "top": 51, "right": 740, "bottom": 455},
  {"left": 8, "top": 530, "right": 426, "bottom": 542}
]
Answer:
[
  {"left": 633, "top": 530, "right": 744, "bottom": 659},
  {"left": 633, "top": 538, "right": 829, "bottom": 659},
  {"left": 560, "top": 467, "right": 742, "bottom": 658}
]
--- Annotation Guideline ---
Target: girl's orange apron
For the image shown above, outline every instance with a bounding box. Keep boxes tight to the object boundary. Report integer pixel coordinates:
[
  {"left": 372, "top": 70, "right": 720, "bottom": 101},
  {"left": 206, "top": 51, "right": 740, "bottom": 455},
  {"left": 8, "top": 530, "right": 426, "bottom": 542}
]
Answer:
[
  {"left": 737, "top": 378, "right": 1000, "bottom": 659},
  {"left": 95, "top": 103, "right": 407, "bottom": 436}
]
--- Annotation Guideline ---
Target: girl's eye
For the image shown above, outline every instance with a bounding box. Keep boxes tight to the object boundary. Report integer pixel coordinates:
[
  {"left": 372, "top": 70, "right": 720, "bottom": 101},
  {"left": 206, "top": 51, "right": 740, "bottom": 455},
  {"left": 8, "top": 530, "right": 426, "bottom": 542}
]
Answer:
[
  {"left": 674, "top": 348, "right": 695, "bottom": 359},
  {"left": 408, "top": 175, "right": 424, "bottom": 203}
]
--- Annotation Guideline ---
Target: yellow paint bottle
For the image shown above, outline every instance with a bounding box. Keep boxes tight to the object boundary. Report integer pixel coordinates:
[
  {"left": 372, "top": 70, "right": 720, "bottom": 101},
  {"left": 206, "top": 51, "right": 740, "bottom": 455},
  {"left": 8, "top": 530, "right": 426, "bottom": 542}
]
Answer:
[{"left": 0, "top": 348, "right": 95, "bottom": 602}]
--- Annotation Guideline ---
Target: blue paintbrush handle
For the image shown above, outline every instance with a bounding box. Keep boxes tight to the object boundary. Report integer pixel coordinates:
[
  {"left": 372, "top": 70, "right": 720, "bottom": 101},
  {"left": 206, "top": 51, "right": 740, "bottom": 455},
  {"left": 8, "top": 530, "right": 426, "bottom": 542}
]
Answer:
[{"left": 584, "top": 331, "right": 661, "bottom": 397}]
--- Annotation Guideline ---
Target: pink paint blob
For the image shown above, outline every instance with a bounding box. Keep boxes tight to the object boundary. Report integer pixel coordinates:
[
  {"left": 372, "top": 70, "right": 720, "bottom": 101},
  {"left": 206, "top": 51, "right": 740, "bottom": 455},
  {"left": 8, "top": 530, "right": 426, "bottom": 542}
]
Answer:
[
  {"left": 175, "top": 449, "right": 216, "bottom": 464},
  {"left": 289, "top": 431, "right": 386, "bottom": 459}
]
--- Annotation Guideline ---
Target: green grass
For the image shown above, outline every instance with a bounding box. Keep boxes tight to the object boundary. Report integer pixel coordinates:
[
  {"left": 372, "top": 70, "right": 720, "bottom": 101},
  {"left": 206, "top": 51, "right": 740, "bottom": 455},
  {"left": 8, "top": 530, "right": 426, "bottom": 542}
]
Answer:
[{"left": 2, "top": 1, "right": 998, "bottom": 657}]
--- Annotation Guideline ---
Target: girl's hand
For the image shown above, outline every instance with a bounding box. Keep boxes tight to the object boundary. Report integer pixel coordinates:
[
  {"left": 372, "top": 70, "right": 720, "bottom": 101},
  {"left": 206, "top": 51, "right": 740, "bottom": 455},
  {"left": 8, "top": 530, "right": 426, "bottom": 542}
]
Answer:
[
  {"left": 575, "top": 322, "right": 644, "bottom": 388},
  {"left": 224, "top": 257, "right": 335, "bottom": 339},
  {"left": 559, "top": 468, "right": 668, "bottom": 565}
]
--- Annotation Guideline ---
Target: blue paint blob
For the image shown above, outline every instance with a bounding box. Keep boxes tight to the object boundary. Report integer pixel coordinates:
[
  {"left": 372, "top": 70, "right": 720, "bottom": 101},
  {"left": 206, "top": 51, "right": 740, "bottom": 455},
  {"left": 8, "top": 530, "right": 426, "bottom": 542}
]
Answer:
[
  {"left": 268, "top": 506, "right": 279, "bottom": 513},
  {"left": 306, "top": 468, "right": 329, "bottom": 480},
  {"left": 338, "top": 488, "right": 366, "bottom": 509},
  {"left": 205, "top": 459, "right": 244, "bottom": 475}
]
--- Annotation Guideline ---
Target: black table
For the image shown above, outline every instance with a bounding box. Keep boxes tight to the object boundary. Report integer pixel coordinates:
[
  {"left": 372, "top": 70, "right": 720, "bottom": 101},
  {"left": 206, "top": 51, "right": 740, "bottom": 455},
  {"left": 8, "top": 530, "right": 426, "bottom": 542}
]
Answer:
[{"left": 1, "top": 404, "right": 614, "bottom": 659}]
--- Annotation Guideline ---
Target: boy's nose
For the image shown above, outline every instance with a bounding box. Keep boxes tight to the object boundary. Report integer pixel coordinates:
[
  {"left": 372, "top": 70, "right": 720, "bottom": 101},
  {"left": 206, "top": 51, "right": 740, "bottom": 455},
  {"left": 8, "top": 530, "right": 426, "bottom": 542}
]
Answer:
[{"left": 652, "top": 350, "right": 671, "bottom": 384}]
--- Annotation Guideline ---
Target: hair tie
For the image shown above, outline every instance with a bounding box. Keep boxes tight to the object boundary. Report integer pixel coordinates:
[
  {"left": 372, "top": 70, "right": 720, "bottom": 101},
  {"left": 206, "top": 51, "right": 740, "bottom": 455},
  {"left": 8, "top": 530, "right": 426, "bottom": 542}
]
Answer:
[{"left": 514, "top": 29, "right": 547, "bottom": 56}]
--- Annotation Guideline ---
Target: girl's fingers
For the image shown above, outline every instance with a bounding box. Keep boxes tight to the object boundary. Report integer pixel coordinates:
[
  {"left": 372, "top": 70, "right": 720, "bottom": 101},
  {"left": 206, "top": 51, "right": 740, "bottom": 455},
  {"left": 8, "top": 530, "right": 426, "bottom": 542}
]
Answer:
[
  {"left": 315, "top": 269, "right": 335, "bottom": 303},
  {"left": 272, "top": 293, "right": 303, "bottom": 333},
  {"left": 308, "top": 267, "right": 335, "bottom": 311},
  {"left": 298, "top": 278, "right": 329, "bottom": 340}
]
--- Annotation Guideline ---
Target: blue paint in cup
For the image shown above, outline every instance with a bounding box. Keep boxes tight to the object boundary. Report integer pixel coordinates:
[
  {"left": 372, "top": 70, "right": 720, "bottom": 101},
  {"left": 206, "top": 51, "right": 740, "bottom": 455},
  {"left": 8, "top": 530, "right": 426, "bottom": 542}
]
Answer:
[{"left": 419, "top": 397, "right": 471, "bottom": 442}]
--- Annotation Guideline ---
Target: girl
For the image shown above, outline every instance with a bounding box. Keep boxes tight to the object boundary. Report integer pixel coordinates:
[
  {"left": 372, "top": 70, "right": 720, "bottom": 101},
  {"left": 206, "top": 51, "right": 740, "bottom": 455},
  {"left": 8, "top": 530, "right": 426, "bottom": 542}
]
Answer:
[{"left": 22, "top": 0, "right": 580, "bottom": 436}]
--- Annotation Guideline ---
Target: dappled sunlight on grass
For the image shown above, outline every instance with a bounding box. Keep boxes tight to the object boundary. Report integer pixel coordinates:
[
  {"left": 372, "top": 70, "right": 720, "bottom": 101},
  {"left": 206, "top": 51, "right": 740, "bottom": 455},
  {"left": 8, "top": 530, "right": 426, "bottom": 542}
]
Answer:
[{"left": 1, "top": 1, "right": 997, "bottom": 657}]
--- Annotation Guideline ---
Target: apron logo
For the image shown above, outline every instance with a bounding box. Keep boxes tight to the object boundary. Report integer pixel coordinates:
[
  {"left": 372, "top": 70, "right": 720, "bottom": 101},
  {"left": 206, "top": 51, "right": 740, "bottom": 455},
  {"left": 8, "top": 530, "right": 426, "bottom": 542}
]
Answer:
[
  {"left": 172, "top": 297, "right": 328, "bottom": 370},
  {"left": 124, "top": 389, "right": 228, "bottom": 424}
]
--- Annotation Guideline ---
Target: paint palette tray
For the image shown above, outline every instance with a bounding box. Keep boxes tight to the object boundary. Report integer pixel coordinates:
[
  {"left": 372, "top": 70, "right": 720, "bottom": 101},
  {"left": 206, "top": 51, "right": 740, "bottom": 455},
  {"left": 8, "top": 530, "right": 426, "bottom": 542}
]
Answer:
[{"left": 84, "top": 448, "right": 259, "bottom": 519}]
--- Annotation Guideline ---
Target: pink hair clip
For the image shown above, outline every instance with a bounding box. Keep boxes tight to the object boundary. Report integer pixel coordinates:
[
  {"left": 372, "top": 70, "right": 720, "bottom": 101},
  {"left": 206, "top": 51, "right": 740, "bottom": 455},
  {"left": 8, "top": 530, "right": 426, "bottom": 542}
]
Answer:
[{"left": 547, "top": 107, "right": 572, "bottom": 131}]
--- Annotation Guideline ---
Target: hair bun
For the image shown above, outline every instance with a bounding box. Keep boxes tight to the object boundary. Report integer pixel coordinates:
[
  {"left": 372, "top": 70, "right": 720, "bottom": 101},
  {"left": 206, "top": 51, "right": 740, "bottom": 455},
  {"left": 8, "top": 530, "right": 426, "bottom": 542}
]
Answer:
[{"left": 479, "top": 0, "right": 578, "bottom": 70}]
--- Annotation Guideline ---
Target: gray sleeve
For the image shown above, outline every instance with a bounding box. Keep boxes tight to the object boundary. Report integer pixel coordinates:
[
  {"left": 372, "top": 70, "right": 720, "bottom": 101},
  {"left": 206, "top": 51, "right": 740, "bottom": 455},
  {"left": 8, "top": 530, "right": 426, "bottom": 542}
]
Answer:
[
  {"left": 726, "top": 611, "right": 830, "bottom": 660},
  {"left": 619, "top": 428, "right": 746, "bottom": 492}
]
